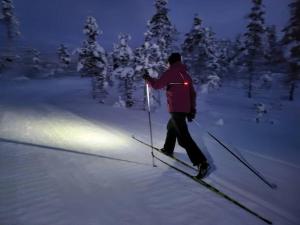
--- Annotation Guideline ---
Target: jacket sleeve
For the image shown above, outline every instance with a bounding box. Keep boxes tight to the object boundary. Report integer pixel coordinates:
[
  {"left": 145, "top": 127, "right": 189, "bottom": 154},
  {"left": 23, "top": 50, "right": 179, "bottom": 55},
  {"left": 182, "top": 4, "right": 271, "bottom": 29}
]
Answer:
[{"left": 146, "top": 69, "right": 172, "bottom": 90}]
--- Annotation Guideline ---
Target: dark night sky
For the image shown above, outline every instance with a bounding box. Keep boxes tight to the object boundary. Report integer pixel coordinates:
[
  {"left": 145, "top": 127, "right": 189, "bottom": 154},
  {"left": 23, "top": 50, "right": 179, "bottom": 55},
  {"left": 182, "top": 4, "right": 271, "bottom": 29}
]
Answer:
[{"left": 7, "top": 0, "right": 292, "bottom": 51}]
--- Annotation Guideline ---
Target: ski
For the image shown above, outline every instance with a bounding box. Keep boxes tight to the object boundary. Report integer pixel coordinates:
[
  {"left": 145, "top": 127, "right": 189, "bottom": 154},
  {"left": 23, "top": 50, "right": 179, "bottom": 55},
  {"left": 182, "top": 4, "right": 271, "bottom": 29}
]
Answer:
[
  {"left": 207, "top": 132, "right": 277, "bottom": 189},
  {"left": 132, "top": 135, "right": 272, "bottom": 225},
  {"left": 132, "top": 135, "right": 197, "bottom": 171}
]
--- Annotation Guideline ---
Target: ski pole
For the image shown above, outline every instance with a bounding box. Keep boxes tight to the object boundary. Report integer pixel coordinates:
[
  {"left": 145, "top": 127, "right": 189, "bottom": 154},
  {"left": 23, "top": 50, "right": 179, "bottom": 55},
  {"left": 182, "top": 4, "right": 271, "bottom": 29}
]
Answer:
[
  {"left": 208, "top": 131, "right": 276, "bottom": 189},
  {"left": 146, "top": 83, "right": 156, "bottom": 167},
  {"left": 193, "top": 119, "right": 276, "bottom": 189}
]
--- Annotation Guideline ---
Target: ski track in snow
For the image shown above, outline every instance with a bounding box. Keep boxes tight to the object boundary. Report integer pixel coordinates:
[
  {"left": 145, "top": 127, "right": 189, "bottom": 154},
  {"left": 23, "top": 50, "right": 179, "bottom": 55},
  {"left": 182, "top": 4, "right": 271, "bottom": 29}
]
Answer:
[{"left": 0, "top": 77, "right": 299, "bottom": 225}]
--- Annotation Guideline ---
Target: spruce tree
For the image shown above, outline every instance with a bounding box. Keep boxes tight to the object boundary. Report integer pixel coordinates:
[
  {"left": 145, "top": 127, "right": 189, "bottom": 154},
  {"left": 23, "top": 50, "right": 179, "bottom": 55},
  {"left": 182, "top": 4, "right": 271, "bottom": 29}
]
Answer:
[
  {"left": 182, "top": 15, "right": 204, "bottom": 53},
  {"left": 147, "top": 0, "right": 178, "bottom": 55},
  {"left": 24, "top": 48, "right": 42, "bottom": 77},
  {"left": 136, "top": 0, "right": 176, "bottom": 110},
  {"left": 32, "top": 49, "right": 41, "bottom": 72},
  {"left": 57, "top": 44, "right": 71, "bottom": 68},
  {"left": 182, "top": 15, "right": 221, "bottom": 88},
  {"left": 201, "top": 28, "right": 222, "bottom": 88},
  {"left": 112, "top": 34, "right": 135, "bottom": 108},
  {"left": 265, "top": 25, "right": 284, "bottom": 65},
  {"left": 228, "top": 34, "right": 246, "bottom": 70},
  {"left": 0, "top": 0, "right": 20, "bottom": 41},
  {"left": 182, "top": 14, "right": 205, "bottom": 83},
  {"left": 134, "top": 28, "right": 166, "bottom": 110},
  {"left": 77, "top": 16, "right": 108, "bottom": 103},
  {"left": 216, "top": 39, "right": 233, "bottom": 76},
  {"left": 243, "top": 0, "right": 266, "bottom": 98},
  {"left": 282, "top": 0, "right": 300, "bottom": 101}
]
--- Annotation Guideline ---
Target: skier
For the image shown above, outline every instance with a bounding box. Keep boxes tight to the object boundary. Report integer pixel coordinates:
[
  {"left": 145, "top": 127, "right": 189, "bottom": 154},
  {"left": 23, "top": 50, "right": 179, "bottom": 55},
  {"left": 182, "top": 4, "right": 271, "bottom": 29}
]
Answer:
[{"left": 143, "top": 52, "right": 209, "bottom": 179}]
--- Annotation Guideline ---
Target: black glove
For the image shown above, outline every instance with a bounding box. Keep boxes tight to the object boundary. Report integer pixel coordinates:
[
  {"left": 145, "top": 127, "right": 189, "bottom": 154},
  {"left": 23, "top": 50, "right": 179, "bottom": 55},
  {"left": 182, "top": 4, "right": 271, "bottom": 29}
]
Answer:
[
  {"left": 142, "top": 69, "right": 151, "bottom": 81},
  {"left": 187, "top": 109, "right": 196, "bottom": 122},
  {"left": 143, "top": 74, "right": 151, "bottom": 81}
]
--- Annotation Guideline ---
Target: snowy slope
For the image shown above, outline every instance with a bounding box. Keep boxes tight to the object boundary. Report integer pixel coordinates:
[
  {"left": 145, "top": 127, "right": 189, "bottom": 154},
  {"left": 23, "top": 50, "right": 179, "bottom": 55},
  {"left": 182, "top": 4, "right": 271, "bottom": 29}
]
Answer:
[{"left": 0, "top": 77, "right": 299, "bottom": 225}]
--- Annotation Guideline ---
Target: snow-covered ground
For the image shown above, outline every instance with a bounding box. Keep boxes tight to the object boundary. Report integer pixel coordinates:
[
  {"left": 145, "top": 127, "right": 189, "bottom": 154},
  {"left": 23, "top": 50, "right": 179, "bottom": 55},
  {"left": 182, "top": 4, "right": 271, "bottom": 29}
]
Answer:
[{"left": 0, "top": 76, "right": 299, "bottom": 225}]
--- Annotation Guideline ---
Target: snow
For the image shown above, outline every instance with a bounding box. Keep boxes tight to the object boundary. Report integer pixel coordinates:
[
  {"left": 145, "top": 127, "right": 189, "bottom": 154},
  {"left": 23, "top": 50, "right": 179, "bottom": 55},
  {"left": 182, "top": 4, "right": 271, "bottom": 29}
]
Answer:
[
  {"left": 0, "top": 76, "right": 299, "bottom": 225},
  {"left": 76, "top": 61, "right": 83, "bottom": 72},
  {"left": 113, "top": 67, "right": 134, "bottom": 79},
  {"left": 215, "top": 118, "right": 224, "bottom": 126},
  {"left": 113, "top": 96, "right": 126, "bottom": 108}
]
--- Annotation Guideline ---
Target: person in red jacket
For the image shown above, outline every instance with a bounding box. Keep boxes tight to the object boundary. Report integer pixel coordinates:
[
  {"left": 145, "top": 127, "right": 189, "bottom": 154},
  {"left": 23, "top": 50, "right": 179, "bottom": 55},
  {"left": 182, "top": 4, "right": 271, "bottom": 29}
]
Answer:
[{"left": 143, "top": 52, "right": 209, "bottom": 179}]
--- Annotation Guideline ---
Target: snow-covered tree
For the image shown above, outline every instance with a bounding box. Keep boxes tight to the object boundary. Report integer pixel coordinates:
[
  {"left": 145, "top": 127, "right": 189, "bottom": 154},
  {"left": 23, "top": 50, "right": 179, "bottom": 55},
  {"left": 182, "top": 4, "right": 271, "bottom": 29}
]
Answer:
[
  {"left": 32, "top": 49, "right": 41, "bottom": 71},
  {"left": 20, "top": 48, "right": 42, "bottom": 77},
  {"left": 182, "top": 15, "right": 221, "bottom": 88},
  {"left": 134, "top": 0, "right": 177, "bottom": 109},
  {"left": 201, "top": 28, "right": 222, "bottom": 89},
  {"left": 112, "top": 34, "right": 133, "bottom": 69},
  {"left": 182, "top": 15, "right": 204, "bottom": 52},
  {"left": 243, "top": 0, "right": 266, "bottom": 98},
  {"left": 0, "top": 0, "right": 20, "bottom": 41},
  {"left": 265, "top": 25, "right": 284, "bottom": 65},
  {"left": 217, "top": 39, "right": 232, "bottom": 74},
  {"left": 282, "top": 0, "right": 300, "bottom": 101},
  {"left": 142, "top": 28, "right": 166, "bottom": 77},
  {"left": 112, "top": 33, "right": 135, "bottom": 108},
  {"left": 227, "top": 34, "right": 246, "bottom": 70},
  {"left": 182, "top": 14, "right": 205, "bottom": 81},
  {"left": 244, "top": 0, "right": 266, "bottom": 64},
  {"left": 147, "top": 0, "right": 178, "bottom": 55},
  {"left": 57, "top": 44, "right": 71, "bottom": 68},
  {"left": 134, "top": 29, "right": 167, "bottom": 110},
  {"left": 77, "top": 16, "right": 108, "bottom": 103}
]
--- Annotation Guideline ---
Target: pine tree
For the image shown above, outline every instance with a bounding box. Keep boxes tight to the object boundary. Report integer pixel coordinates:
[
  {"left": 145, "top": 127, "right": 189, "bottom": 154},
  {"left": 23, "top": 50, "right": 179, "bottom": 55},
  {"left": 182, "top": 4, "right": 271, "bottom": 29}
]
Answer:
[
  {"left": 182, "top": 14, "right": 205, "bottom": 83},
  {"left": 32, "top": 49, "right": 41, "bottom": 72},
  {"left": 265, "top": 25, "right": 284, "bottom": 65},
  {"left": 243, "top": 0, "right": 266, "bottom": 98},
  {"left": 57, "top": 44, "right": 71, "bottom": 68},
  {"left": 282, "top": 0, "right": 300, "bottom": 101},
  {"left": 134, "top": 0, "right": 177, "bottom": 109},
  {"left": 201, "top": 28, "right": 222, "bottom": 89},
  {"left": 134, "top": 29, "right": 167, "bottom": 110},
  {"left": 147, "top": 0, "right": 178, "bottom": 55},
  {"left": 23, "top": 48, "right": 42, "bottom": 77},
  {"left": 112, "top": 34, "right": 135, "bottom": 107},
  {"left": 244, "top": 0, "right": 266, "bottom": 64},
  {"left": 77, "top": 16, "right": 108, "bottom": 103},
  {"left": 0, "top": 0, "right": 20, "bottom": 41},
  {"left": 228, "top": 34, "right": 246, "bottom": 70},
  {"left": 216, "top": 39, "right": 233, "bottom": 76},
  {"left": 182, "top": 15, "right": 204, "bottom": 53},
  {"left": 143, "top": 27, "right": 166, "bottom": 77},
  {"left": 135, "top": 0, "right": 176, "bottom": 110},
  {"left": 182, "top": 15, "right": 221, "bottom": 88}
]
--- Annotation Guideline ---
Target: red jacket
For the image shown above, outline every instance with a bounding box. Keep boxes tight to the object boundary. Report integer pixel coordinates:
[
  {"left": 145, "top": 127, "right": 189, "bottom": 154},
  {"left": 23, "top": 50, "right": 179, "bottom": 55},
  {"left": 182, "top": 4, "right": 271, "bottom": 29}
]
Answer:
[{"left": 147, "top": 62, "right": 196, "bottom": 113}]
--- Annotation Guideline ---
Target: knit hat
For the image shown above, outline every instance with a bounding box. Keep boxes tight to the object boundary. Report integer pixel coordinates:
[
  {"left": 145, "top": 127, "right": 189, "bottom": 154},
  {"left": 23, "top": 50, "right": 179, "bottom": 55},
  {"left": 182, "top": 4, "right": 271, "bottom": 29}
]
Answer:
[{"left": 168, "top": 53, "right": 181, "bottom": 65}]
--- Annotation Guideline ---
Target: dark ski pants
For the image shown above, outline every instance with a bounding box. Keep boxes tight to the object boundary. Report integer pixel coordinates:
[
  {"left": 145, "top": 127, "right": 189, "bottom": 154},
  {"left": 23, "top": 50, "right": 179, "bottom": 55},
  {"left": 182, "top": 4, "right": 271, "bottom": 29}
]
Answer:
[{"left": 163, "top": 113, "right": 207, "bottom": 166}]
